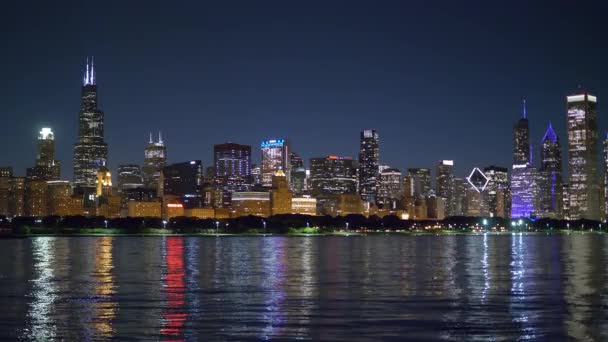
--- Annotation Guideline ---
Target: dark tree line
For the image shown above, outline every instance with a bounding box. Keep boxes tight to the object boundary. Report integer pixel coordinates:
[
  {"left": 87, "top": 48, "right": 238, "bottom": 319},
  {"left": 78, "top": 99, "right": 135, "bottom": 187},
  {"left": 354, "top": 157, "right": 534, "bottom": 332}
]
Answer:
[{"left": 1, "top": 214, "right": 603, "bottom": 235}]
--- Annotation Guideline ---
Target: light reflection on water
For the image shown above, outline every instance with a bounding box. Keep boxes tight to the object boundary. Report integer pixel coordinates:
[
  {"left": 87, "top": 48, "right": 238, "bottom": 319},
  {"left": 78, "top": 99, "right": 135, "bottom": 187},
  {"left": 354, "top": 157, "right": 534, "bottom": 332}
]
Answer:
[{"left": 0, "top": 235, "right": 607, "bottom": 341}]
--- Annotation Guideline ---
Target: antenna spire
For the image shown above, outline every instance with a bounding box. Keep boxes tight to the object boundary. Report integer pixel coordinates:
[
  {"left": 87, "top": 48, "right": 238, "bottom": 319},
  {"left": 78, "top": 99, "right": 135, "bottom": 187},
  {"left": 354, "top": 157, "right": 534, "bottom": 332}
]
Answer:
[
  {"left": 91, "top": 56, "right": 95, "bottom": 85},
  {"left": 149, "top": 132, "right": 153, "bottom": 143},
  {"left": 158, "top": 131, "right": 163, "bottom": 144},
  {"left": 522, "top": 98, "right": 527, "bottom": 119},
  {"left": 85, "top": 57, "right": 90, "bottom": 85}
]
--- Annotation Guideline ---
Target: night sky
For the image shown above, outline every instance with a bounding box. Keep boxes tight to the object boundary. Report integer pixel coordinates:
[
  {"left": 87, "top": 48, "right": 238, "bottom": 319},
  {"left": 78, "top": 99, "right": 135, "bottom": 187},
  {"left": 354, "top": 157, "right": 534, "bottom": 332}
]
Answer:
[{"left": 1, "top": 1, "right": 607, "bottom": 180}]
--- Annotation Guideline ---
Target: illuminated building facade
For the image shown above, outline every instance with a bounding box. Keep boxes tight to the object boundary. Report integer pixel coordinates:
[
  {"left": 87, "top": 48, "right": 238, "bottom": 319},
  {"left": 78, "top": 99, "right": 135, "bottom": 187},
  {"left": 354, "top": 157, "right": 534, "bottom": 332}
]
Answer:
[
  {"left": 567, "top": 92, "right": 600, "bottom": 220},
  {"left": 25, "top": 180, "right": 48, "bottom": 217},
  {"left": 127, "top": 201, "right": 162, "bottom": 217},
  {"left": 214, "top": 143, "right": 251, "bottom": 207},
  {"left": 436, "top": 160, "right": 455, "bottom": 216},
  {"left": 8, "top": 177, "right": 25, "bottom": 217},
  {"left": 47, "top": 180, "right": 72, "bottom": 216},
  {"left": 309, "top": 156, "right": 358, "bottom": 196},
  {"left": 604, "top": 134, "right": 608, "bottom": 218},
  {"left": 230, "top": 192, "right": 270, "bottom": 217},
  {"left": 162, "top": 161, "right": 203, "bottom": 209},
  {"left": 27, "top": 128, "right": 60, "bottom": 180},
  {"left": 117, "top": 164, "right": 144, "bottom": 192},
  {"left": 96, "top": 167, "right": 113, "bottom": 197},
  {"left": 538, "top": 123, "right": 563, "bottom": 218},
  {"left": 484, "top": 165, "right": 510, "bottom": 218},
  {"left": 0, "top": 167, "right": 12, "bottom": 215},
  {"left": 271, "top": 169, "right": 292, "bottom": 215},
  {"left": 260, "top": 139, "right": 289, "bottom": 187},
  {"left": 465, "top": 168, "right": 489, "bottom": 217},
  {"left": 511, "top": 100, "right": 537, "bottom": 218},
  {"left": 377, "top": 168, "right": 401, "bottom": 209},
  {"left": 358, "top": 129, "right": 379, "bottom": 203},
  {"left": 291, "top": 196, "right": 317, "bottom": 215},
  {"left": 407, "top": 168, "right": 432, "bottom": 198},
  {"left": 143, "top": 132, "right": 167, "bottom": 191},
  {"left": 73, "top": 57, "right": 108, "bottom": 198}
]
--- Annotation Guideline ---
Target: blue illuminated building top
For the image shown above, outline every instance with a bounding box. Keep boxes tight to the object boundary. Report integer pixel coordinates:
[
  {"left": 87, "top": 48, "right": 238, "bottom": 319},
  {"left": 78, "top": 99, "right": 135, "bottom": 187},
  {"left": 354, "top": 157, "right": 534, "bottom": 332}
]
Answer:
[
  {"left": 261, "top": 139, "right": 285, "bottom": 148},
  {"left": 542, "top": 122, "right": 558, "bottom": 143}
]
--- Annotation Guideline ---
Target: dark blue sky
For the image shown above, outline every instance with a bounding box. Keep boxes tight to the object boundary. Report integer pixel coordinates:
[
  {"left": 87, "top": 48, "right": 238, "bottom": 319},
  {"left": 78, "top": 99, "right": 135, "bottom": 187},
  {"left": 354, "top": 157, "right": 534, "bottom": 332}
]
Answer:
[{"left": 1, "top": 1, "right": 607, "bottom": 179}]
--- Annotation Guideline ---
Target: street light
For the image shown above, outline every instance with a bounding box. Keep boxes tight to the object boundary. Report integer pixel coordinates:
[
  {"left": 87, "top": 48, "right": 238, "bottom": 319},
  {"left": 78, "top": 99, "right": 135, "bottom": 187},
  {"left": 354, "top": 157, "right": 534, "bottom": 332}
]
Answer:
[
  {"left": 104, "top": 220, "right": 108, "bottom": 229},
  {"left": 346, "top": 222, "right": 349, "bottom": 231},
  {"left": 215, "top": 221, "right": 219, "bottom": 235},
  {"left": 162, "top": 220, "right": 167, "bottom": 229},
  {"left": 263, "top": 220, "right": 266, "bottom": 235}
]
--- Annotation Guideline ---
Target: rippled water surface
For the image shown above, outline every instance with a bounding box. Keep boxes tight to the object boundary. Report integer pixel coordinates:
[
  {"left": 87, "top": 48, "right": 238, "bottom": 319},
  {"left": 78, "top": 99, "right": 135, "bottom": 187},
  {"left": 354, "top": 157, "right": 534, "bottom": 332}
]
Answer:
[{"left": 1, "top": 234, "right": 607, "bottom": 341}]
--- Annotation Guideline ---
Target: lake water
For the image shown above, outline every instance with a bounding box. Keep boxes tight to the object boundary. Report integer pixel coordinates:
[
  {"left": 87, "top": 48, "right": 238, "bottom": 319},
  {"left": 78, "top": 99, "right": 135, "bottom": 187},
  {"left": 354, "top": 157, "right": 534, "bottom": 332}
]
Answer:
[{"left": 0, "top": 234, "right": 607, "bottom": 341}]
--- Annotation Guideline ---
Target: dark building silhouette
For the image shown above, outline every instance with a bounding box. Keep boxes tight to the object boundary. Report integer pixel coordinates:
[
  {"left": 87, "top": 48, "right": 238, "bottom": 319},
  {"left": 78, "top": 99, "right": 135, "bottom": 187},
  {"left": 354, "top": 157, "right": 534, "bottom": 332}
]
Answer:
[
  {"left": 162, "top": 161, "right": 203, "bottom": 208},
  {"left": 538, "top": 123, "right": 563, "bottom": 218},
  {"left": 358, "top": 129, "right": 379, "bottom": 203},
  {"left": 214, "top": 143, "right": 251, "bottom": 207}
]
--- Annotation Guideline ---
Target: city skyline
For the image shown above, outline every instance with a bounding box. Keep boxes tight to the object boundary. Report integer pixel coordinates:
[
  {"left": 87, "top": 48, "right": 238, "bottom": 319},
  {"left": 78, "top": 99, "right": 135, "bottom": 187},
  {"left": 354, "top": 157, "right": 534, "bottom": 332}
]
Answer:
[{"left": 2, "top": 2, "right": 608, "bottom": 180}]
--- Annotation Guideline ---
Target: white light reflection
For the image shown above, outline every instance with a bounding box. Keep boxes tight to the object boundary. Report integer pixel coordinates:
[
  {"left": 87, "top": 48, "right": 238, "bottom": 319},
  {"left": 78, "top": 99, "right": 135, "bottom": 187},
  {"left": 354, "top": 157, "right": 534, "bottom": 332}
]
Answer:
[
  {"left": 25, "top": 237, "right": 57, "bottom": 340},
  {"left": 260, "top": 238, "right": 287, "bottom": 339}
]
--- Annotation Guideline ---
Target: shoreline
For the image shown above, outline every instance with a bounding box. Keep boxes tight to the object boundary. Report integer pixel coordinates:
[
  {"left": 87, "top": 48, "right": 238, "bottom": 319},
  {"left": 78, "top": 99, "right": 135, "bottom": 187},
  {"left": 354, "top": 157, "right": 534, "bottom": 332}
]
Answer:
[{"left": 1, "top": 229, "right": 604, "bottom": 238}]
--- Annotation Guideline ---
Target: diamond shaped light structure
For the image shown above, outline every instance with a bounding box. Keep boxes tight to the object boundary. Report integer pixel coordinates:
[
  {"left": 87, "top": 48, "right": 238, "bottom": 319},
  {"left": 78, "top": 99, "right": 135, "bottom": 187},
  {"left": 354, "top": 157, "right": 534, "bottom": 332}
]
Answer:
[{"left": 467, "top": 167, "right": 489, "bottom": 192}]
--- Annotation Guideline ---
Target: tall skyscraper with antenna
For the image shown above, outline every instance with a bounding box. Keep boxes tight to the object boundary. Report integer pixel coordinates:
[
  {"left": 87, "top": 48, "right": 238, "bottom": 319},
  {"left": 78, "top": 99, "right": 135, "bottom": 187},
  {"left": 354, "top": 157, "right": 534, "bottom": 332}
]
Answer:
[
  {"left": 538, "top": 123, "right": 563, "bottom": 218},
  {"left": 143, "top": 132, "right": 167, "bottom": 191},
  {"left": 511, "top": 99, "right": 538, "bottom": 218},
  {"left": 73, "top": 57, "right": 108, "bottom": 200}
]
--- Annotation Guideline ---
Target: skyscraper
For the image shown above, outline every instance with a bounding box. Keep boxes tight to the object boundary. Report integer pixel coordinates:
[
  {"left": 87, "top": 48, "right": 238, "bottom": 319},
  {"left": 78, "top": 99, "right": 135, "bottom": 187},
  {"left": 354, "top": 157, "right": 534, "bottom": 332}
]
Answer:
[
  {"left": 604, "top": 133, "right": 608, "bottom": 219},
  {"left": 162, "top": 161, "right": 203, "bottom": 208},
  {"left": 358, "top": 129, "right": 379, "bottom": 203},
  {"left": 214, "top": 143, "right": 251, "bottom": 207},
  {"left": 407, "top": 168, "right": 432, "bottom": 198},
  {"left": 511, "top": 100, "right": 538, "bottom": 218},
  {"left": 261, "top": 139, "right": 289, "bottom": 187},
  {"left": 567, "top": 91, "right": 600, "bottom": 220},
  {"left": 538, "top": 123, "right": 563, "bottom": 218},
  {"left": 27, "top": 128, "right": 60, "bottom": 180},
  {"left": 117, "top": 164, "right": 144, "bottom": 192},
  {"left": 143, "top": 132, "right": 167, "bottom": 191},
  {"left": 73, "top": 57, "right": 108, "bottom": 198},
  {"left": 377, "top": 168, "right": 402, "bottom": 209},
  {"left": 436, "top": 160, "right": 454, "bottom": 216},
  {"left": 309, "top": 156, "right": 358, "bottom": 196},
  {"left": 484, "top": 165, "right": 510, "bottom": 218}
]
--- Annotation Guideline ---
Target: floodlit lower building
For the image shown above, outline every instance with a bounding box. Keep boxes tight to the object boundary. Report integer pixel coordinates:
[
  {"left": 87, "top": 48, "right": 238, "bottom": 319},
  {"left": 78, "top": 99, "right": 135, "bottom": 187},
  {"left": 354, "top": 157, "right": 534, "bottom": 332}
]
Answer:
[
  {"left": 291, "top": 196, "right": 317, "bottom": 215},
  {"left": 128, "top": 201, "right": 162, "bottom": 217},
  {"left": 231, "top": 192, "right": 270, "bottom": 217},
  {"left": 25, "top": 180, "right": 48, "bottom": 217},
  {"left": 185, "top": 208, "right": 215, "bottom": 219},
  {"left": 270, "top": 170, "right": 292, "bottom": 215}
]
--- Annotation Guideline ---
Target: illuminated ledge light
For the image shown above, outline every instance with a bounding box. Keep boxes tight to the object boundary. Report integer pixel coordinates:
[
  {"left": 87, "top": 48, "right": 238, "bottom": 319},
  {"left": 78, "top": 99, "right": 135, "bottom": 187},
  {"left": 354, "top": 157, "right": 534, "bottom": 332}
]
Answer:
[
  {"left": 567, "top": 94, "right": 597, "bottom": 103},
  {"left": 512, "top": 164, "right": 528, "bottom": 169},
  {"left": 441, "top": 160, "right": 454, "bottom": 166}
]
